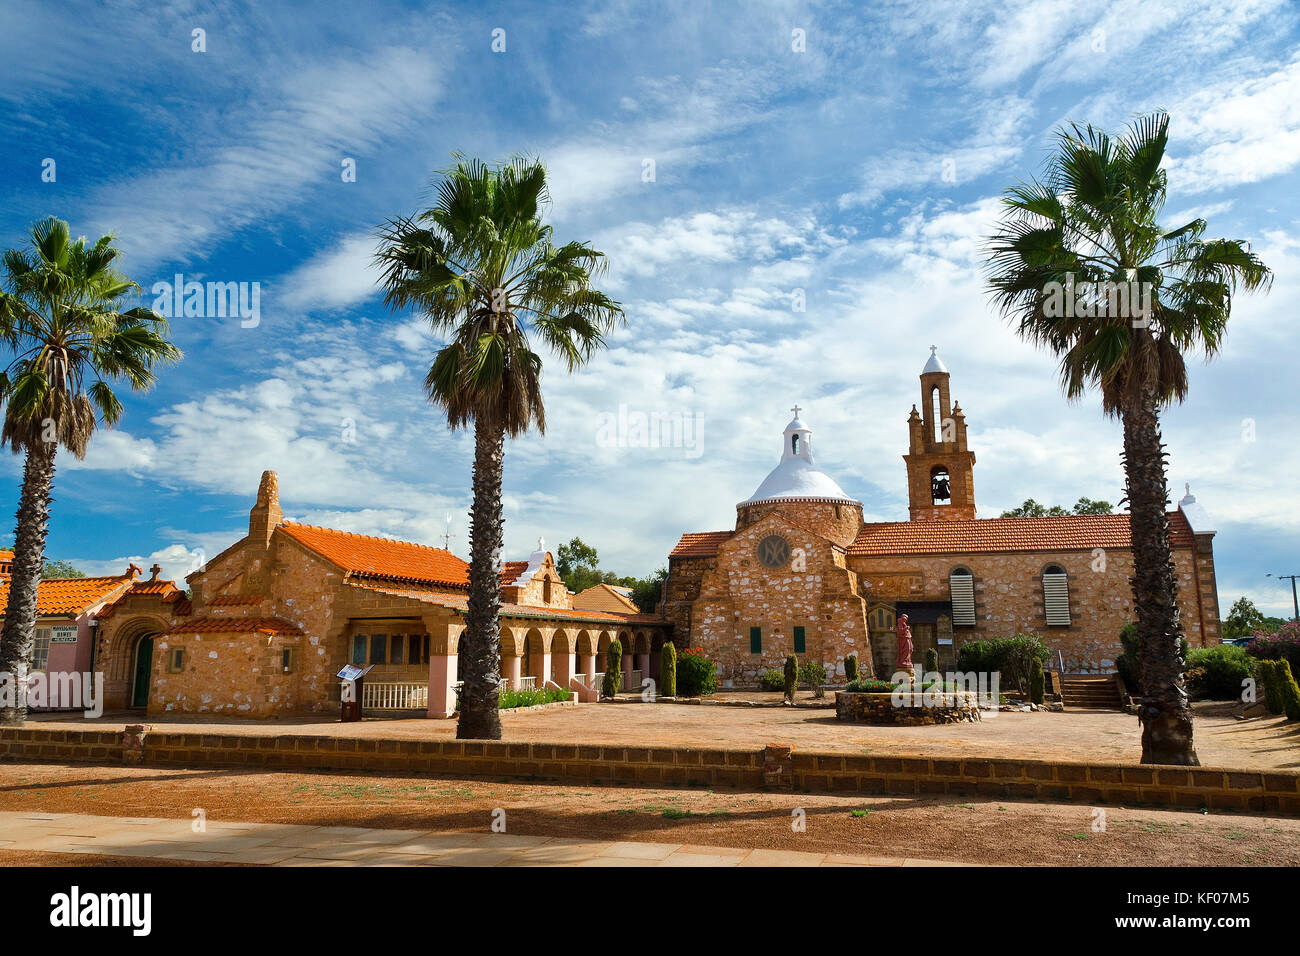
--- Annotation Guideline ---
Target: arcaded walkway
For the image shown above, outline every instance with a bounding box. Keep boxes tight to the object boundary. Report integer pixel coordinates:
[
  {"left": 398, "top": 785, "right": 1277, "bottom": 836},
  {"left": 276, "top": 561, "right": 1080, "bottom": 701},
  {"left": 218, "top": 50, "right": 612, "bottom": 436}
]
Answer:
[{"left": 26, "top": 699, "right": 1300, "bottom": 771}]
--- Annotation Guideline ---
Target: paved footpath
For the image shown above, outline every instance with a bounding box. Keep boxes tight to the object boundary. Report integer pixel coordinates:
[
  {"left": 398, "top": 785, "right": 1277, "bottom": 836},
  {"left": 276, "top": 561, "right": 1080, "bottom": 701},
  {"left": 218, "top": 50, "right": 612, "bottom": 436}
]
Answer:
[{"left": 0, "top": 811, "right": 972, "bottom": 867}]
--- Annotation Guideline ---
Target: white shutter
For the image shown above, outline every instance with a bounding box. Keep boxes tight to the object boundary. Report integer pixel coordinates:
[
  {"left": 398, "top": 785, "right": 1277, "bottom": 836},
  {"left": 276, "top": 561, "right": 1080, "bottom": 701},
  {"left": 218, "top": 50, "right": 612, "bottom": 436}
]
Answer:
[
  {"left": 1043, "top": 572, "right": 1071, "bottom": 625},
  {"left": 948, "top": 573, "right": 975, "bottom": 626}
]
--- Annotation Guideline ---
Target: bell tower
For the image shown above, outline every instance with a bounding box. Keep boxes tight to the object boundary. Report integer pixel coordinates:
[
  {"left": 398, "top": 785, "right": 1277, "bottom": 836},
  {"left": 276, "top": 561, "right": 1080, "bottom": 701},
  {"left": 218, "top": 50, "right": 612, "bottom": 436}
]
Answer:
[{"left": 903, "top": 347, "right": 976, "bottom": 521}]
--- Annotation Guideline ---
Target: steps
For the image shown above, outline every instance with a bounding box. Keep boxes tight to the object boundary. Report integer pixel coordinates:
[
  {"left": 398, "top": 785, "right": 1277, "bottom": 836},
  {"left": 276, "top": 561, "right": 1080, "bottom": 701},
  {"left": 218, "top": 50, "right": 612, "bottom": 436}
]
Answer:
[{"left": 1060, "top": 674, "right": 1124, "bottom": 710}]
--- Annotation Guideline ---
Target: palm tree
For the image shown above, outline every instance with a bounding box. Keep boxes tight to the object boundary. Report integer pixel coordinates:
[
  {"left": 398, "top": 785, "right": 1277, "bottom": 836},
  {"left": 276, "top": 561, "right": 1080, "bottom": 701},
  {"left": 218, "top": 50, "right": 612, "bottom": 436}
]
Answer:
[
  {"left": 375, "top": 156, "right": 624, "bottom": 740},
  {"left": 0, "top": 217, "right": 181, "bottom": 725},
  {"left": 986, "top": 112, "right": 1271, "bottom": 764}
]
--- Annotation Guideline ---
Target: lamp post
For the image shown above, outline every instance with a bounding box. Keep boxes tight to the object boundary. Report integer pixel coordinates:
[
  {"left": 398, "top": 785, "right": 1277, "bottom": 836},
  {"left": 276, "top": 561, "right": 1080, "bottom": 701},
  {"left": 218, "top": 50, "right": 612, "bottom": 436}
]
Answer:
[{"left": 1266, "top": 573, "right": 1300, "bottom": 622}]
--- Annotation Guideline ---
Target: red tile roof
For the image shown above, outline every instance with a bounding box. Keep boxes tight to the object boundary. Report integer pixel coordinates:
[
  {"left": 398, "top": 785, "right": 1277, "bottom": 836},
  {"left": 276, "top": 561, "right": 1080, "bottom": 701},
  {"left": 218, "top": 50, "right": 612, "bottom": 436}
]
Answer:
[
  {"left": 97, "top": 578, "right": 187, "bottom": 619},
  {"left": 500, "top": 561, "right": 529, "bottom": 585},
  {"left": 669, "top": 531, "right": 734, "bottom": 558},
  {"left": 0, "top": 573, "right": 136, "bottom": 618},
  {"left": 278, "top": 522, "right": 470, "bottom": 588},
  {"left": 347, "top": 582, "right": 663, "bottom": 626},
  {"left": 847, "top": 511, "right": 1196, "bottom": 557},
  {"left": 161, "top": 616, "right": 302, "bottom": 636}
]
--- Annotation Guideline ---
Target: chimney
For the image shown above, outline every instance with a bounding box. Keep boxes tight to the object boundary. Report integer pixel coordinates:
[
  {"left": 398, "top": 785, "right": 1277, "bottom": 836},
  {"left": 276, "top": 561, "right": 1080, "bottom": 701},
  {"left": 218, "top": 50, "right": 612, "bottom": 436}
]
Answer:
[{"left": 249, "top": 470, "right": 283, "bottom": 548}]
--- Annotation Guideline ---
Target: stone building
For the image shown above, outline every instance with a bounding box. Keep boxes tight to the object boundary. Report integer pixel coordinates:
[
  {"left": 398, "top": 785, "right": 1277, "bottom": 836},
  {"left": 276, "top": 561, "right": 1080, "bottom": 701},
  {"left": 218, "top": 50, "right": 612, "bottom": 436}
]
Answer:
[
  {"left": 0, "top": 556, "right": 145, "bottom": 709},
  {"left": 95, "top": 471, "right": 666, "bottom": 719},
  {"left": 662, "top": 350, "right": 1221, "bottom": 684}
]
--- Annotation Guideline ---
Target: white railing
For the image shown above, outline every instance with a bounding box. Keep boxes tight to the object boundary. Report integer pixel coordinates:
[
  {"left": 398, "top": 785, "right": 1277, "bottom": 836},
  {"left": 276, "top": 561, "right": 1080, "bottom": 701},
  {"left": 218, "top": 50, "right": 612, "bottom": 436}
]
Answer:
[
  {"left": 518, "top": 676, "right": 537, "bottom": 691},
  {"left": 361, "top": 681, "right": 428, "bottom": 711},
  {"left": 624, "top": 669, "right": 642, "bottom": 691}
]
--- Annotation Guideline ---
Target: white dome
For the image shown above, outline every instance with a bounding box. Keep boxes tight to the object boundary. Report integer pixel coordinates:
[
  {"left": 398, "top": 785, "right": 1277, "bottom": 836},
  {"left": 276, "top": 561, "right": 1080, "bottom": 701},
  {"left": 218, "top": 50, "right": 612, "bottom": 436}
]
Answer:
[
  {"left": 739, "top": 412, "right": 860, "bottom": 507},
  {"left": 923, "top": 346, "right": 948, "bottom": 374}
]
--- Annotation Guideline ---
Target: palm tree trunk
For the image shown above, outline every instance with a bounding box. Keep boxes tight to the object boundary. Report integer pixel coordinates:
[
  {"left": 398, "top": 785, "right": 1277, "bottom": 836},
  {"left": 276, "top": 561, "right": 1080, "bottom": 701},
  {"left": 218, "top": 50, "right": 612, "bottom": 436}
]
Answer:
[
  {"left": 456, "top": 415, "right": 505, "bottom": 739},
  {"left": 1122, "top": 385, "right": 1198, "bottom": 765},
  {"left": 0, "top": 440, "right": 58, "bottom": 726}
]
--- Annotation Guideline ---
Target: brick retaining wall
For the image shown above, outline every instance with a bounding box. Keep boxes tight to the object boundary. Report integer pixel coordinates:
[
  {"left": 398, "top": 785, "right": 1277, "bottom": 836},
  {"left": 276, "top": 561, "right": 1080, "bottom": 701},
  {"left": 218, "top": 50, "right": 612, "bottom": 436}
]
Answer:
[{"left": 2, "top": 727, "right": 1297, "bottom": 815}]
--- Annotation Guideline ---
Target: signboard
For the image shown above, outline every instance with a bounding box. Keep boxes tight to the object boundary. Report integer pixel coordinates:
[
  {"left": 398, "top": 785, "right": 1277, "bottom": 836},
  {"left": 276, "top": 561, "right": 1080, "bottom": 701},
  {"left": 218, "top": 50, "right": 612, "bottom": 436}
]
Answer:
[
  {"left": 938, "top": 637, "right": 953, "bottom": 646},
  {"left": 51, "top": 626, "right": 78, "bottom": 645},
  {"left": 336, "top": 664, "right": 374, "bottom": 681}
]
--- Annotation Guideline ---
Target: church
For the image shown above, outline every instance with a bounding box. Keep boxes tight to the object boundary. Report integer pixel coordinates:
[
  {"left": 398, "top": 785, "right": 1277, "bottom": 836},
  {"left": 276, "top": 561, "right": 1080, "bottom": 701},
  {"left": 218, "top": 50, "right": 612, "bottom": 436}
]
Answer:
[{"left": 662, "top": 349, "right": 1222, "bottom": 685}]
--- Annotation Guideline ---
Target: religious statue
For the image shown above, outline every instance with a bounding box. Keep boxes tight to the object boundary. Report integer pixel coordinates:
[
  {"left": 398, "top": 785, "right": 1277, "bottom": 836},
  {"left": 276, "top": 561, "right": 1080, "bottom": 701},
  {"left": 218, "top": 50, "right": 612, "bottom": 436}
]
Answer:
[{"left": 895, "top": 613, "right": 914, "bottom": 672}]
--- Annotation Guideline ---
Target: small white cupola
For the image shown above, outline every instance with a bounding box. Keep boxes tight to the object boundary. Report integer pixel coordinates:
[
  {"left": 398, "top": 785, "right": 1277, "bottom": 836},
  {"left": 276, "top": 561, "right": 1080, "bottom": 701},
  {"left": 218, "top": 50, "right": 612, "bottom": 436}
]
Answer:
[
  {"left": 922, "top": 345, "right": 948, "bottom": 375},
  {"left": 1177, "top": 483, "right": 1215, "bottom": 535},
  {"left": 782, "top": 404, "right": 813, "bottom": 462}
]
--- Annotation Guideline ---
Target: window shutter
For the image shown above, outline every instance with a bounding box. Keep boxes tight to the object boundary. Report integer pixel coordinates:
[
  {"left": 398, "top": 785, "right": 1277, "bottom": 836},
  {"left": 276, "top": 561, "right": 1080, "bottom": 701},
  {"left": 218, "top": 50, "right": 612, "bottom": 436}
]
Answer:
[
  {"left": 793, "top": 626, "right": 806, "bottom": 653},
  {"left": 949, "top": 573, "right": 976, "bottom": 626},
  {"left": 1043, "top": 573, "right": 1071, "bottom": 625},
  {"left": 749, "top": 627, "right": 762, "bottom": 654}
]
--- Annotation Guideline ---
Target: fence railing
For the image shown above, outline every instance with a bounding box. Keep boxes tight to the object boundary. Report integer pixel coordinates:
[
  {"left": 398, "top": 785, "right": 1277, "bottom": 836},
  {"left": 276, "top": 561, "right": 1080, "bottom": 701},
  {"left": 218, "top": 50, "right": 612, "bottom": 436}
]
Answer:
[{"left": 361, "top": 681, "right": 428, "bottom": 711}]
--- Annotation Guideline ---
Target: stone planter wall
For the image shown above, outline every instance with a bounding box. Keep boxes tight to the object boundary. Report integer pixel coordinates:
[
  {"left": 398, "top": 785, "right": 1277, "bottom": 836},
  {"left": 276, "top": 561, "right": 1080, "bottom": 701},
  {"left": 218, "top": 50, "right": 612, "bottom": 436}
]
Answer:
[{"left": 835, "top": 691, "right": 981, "bottom": 725}]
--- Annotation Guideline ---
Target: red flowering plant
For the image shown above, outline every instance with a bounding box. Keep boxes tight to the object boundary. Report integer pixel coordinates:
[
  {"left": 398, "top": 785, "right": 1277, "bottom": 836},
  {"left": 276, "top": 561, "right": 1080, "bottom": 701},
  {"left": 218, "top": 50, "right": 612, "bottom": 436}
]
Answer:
[{"left": 1247, "top": 621, "right": 1300, "bottom": 675}]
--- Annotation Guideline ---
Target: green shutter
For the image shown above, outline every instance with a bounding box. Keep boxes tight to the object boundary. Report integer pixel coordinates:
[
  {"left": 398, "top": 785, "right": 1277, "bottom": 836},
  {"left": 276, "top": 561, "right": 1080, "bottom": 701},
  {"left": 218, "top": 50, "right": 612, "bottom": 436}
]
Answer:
[
  {"left": 749, "top": 627, "right": 762, "bottom": 654},
  {"left": 793, "top": 626, "right": 806, "bottom": 654}
]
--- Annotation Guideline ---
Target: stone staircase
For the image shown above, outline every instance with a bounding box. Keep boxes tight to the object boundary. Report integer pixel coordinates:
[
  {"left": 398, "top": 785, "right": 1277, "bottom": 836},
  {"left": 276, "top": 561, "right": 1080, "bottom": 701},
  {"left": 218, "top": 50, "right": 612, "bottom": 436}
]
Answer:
[{"left": 1060, "top": 674, "right": 1124, "bottom": 711}]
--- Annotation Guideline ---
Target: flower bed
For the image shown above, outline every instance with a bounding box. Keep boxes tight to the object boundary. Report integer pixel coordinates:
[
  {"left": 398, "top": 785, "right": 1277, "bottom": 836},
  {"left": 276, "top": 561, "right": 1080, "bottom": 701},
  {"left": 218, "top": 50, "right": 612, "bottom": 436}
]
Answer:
[{"left": 835, "top": 690, "right": 982, "bottom": 725}]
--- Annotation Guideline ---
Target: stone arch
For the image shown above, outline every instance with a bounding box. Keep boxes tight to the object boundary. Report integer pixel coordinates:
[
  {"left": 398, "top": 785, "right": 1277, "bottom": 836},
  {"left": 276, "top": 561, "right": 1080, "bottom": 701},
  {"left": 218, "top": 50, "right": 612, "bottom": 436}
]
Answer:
[
  {"left": 524, "top": 626, "right": 548, "bottom": 682},
  {"left": 575, "top": 629, "right": 596, "bottom": 656},
  {"left": 632, "top": 630, "right": 651, "bottom": 655},
  {"left": 498, "top": 625, "right": 524, "bottom": 658},
  {"left": 550, "top": 628, "right": 575, "bottom": 655},
  {"left": 597, "top": 630, "right": 614, "bottom": 655},
  {"left": 101, "top": 614, "right": 170, "bottom": 711}
]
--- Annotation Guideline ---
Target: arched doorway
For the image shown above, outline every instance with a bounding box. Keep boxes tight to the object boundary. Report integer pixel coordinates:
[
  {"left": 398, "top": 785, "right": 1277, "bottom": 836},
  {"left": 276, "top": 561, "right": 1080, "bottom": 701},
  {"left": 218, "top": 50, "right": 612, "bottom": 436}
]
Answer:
[{"left": 131, "top": 636, "right": 155, "bottom": 708}]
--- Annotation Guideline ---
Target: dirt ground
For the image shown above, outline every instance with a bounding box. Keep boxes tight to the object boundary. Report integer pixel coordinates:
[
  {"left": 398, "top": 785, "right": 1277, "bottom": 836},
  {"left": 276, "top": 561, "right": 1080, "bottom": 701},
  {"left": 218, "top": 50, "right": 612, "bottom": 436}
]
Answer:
[
  {"left": 2, "top": 761, "right": 1296, "bottom": 866},
  {"left": 29, "top": 698, "right": 1300, "bottom": 771}
]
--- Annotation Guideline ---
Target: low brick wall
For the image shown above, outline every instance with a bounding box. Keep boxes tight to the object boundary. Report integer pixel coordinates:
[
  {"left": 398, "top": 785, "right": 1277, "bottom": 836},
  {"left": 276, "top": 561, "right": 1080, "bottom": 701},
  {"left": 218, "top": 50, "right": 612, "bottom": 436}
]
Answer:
[{"left": 2, "top": 727, "right": 1297, "bottom": 815}]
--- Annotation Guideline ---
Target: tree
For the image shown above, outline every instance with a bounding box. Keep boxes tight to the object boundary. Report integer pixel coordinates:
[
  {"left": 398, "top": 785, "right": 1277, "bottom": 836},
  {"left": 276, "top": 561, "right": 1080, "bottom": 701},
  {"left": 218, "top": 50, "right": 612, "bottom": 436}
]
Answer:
[
  {"left": 629, "top": 566, "right": 667, "bottom": 614},
  {"left": 555, "top": 536, "right": 606, "bottom": 593},
  {"left": 0, "top": 217, "right": 180, "bottom": 725},
  {"left": 1223, "top": 596, "right": 1266, "bottom": 640},
  {"left": 42, "top": 559, "right": 85, "bottom": 579},
  {"left": 376, "top": 156, "right": 623, "bottom": 740},
  {"left": 987, "top": 112, "right": 1271, "bottom": 764},
  {"left": 1000, "top": 497, "right": 1113, "bottom": 517}
]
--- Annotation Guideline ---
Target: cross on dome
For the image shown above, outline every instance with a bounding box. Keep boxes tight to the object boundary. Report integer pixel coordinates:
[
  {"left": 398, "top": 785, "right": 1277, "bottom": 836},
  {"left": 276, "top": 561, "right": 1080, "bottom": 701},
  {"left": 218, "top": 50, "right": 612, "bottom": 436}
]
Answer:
[{"left": 790, "top": 404, "right": 802, "bottom": 417}]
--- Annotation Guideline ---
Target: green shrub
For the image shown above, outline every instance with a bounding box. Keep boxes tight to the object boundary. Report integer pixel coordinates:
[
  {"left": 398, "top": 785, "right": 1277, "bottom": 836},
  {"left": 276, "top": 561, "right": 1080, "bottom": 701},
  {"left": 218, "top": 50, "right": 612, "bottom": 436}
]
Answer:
[
  {"left": 498, "top": 685, "right": 572, "bottom": 709},
  {"left": 1259, "top": 660, "right": 1285, "bottom": 714},
  {"left": 602, "top": 640, "right": 622, "bottom": 699},
  {"left": 1029, "top": 656, "right": 1045, "bottom": 704},
  {"left": 675, "top": 648, "right": 718, "bottom": 697},
  {"left": 955, "top": 634, "right": 1050, "bottom": 690},
  {"left": 783, "top": 655, "right": 798, "bottom": 701},
  {"left": 924, "top": 647, "right": 939, "bottom": 675},
  {"left": 759, "top": 668, "right": 785, "bottom": 692},
  {"left": 1247, "top": 622, "right": 1300, "bottom": 678},
  {"left": 1271, "top": 659, "right": 1300, "bottom": 720},
  {"left": 1186, "top": 644, "right": 1256, "bottom": 701},
  {"left": 660, "top": 643, "right": 677, "bottom": 697},
  {"left": 798, "top": 660, "right": 827, "bottom": 688},
  {"left": 846, "top": 678, "right": 896, "bottom": 693},
  {"left": 844, "top": 654, "right": 859, "bottom": 683}
]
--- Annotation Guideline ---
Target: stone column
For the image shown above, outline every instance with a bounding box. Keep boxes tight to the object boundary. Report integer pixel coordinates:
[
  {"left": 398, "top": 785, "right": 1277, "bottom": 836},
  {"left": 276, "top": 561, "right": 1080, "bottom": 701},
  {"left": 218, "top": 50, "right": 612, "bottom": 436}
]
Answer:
[
  {"left": 427, "top": 653, "right": 458, "bottom": 719},
  {"left": 503, "top": 654, "right": 522, "bottom": 690},
  {"left": 425, "top": 618, "right": 460, "bottom": 719},
  {"left": 553, "top": 652, "right": 575, "bottom": 690},
  {"left": 580, "top": 654, "right": 597, "bottom": 681},
  {"left": 635, "top": 653, "right": 650, "bottom": 686},
  {"left": 621, "top": 651, "right": 634, "bottom": 691},
  {"left": 530, "top": 649, "right": 551, "bottom": 685}
]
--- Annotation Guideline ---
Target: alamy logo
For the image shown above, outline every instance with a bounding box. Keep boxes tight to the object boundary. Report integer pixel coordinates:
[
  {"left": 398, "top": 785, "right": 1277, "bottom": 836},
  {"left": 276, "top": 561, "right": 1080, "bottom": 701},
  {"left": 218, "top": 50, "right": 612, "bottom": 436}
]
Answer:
[
  {"left": 49, "top": 886, "right": 151, "bottom": 936},
  {"left": 151, "top": 273, "right": 260, "bottom": 328},
  {"left": 0, "top": 671, "right": 104, "bottom": 717},
  {"left": 1041, "top": 272, "right": 1153, "bottom": 327}
]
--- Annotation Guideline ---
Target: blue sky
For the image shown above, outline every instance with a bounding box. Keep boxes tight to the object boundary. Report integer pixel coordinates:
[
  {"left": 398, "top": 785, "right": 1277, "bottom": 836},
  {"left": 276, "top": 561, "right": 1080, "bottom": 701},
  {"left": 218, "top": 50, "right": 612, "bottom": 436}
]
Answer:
[{"left": 2, "top": 0, "right": 1298, "bottom": 616}]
